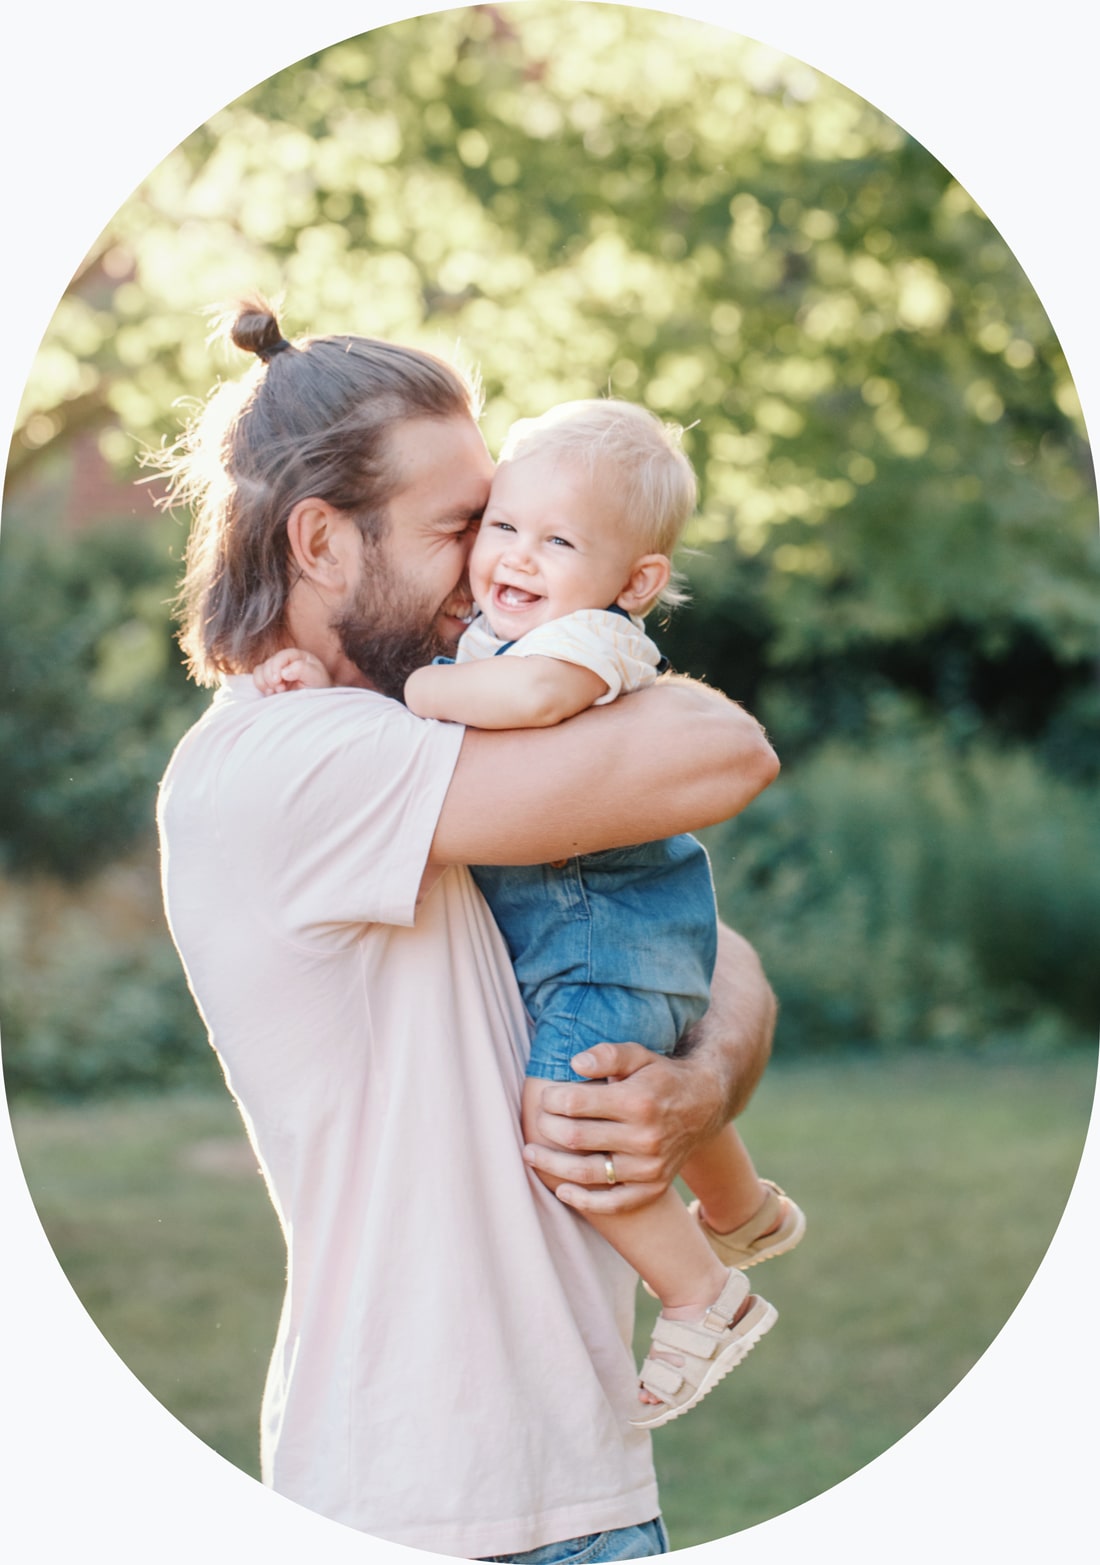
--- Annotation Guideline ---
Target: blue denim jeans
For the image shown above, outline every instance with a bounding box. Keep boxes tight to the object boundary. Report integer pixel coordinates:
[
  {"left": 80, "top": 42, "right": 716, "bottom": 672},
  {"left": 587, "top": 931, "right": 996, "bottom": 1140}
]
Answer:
[
  {"left": 472, "top": 834, "right": 717, "bottom": 1082},
  {"left": 479, "top": 1517, "right": 670, "bottom": 1563}
]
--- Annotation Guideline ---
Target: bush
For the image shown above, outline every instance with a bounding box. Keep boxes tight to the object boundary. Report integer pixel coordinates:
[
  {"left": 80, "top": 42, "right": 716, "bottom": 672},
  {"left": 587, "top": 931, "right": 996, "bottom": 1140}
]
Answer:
[
  {"left": 3, "top": 728, "right": 1095, "bottom": 1102},
  {"left": 0, "top": 525, "right": 204, "bottom": 882},
  {"left": 710, "top": 728, "right": 1100, "bottom": 1053},
  {"left": 0, "top": 866, "right": 217, "bottom": 1100}
]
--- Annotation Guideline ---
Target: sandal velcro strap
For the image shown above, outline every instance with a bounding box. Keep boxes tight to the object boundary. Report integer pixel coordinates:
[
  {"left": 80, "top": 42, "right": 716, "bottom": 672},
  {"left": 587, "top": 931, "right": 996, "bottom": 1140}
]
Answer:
[
  {"left": 638, "top": 1357, "right": 684, "bottom": 1399},
  {"left": 743, "top": 1183, "right": 784, "bottom": 1236},
  {"left": 692, "top": 1180, "right": 807, "bottom": 1271},
  {"left": 649, "top": 1315, "right": 727, "bottom": 1359},
  {"left": 701, "top": 1267, "right": 750, "bottom": 1328}
]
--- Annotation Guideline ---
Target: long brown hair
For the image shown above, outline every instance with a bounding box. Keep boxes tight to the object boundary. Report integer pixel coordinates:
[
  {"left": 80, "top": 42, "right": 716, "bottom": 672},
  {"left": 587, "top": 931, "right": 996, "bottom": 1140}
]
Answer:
[{"left": 155, "top": 299, "right": 480, "bottom": 685}]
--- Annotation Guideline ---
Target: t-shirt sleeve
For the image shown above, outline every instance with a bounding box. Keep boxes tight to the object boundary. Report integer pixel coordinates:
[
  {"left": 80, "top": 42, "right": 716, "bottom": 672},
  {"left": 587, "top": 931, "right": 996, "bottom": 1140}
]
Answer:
[
  {"left": 499, "top": 609, "right": 662, "bottom": 703},
  {"left": 218, "top": 689, "right": 465, "bottom": 940}
]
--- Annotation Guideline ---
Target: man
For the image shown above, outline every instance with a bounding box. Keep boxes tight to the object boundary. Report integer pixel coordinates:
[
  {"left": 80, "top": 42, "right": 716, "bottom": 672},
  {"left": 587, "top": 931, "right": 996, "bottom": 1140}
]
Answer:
[{"left": 158, "top": 303, "right": 778, "bottom": 1559}]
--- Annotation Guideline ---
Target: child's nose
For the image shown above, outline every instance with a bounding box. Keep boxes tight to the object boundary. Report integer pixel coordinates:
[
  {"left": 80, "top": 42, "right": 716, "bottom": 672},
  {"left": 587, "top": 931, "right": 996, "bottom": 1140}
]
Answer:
[{"left": 502, "top": 540, "right": 534, "bottom": 570}]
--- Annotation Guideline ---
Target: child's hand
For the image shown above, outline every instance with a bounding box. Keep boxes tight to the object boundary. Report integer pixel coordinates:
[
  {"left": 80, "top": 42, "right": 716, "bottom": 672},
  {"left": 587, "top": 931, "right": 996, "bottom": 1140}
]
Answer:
[{"left": 252, "top": 648, "right": 332, "bottom": 695}]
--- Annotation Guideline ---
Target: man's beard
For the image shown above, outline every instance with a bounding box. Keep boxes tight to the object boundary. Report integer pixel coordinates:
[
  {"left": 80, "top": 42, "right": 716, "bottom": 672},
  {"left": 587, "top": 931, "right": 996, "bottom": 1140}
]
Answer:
[{"left": 332, "top": 549, "right": 460, "bottom": 701}]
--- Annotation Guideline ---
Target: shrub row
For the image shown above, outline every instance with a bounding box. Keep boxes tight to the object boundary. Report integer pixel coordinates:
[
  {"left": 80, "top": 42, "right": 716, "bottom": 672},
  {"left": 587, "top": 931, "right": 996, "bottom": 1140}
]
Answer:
[
  {"left": 710, "top": 728, "right": 1099, "bottom": 1055},
  {"left": 2, "top": 730, "right": 1095, "bottom": 1100}
]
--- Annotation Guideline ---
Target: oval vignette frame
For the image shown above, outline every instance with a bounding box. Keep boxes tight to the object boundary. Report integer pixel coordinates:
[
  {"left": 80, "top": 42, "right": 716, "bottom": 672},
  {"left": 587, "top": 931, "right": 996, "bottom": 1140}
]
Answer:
[{"left": 0, "top": 4, "right": 1097, "bottom": 1564}]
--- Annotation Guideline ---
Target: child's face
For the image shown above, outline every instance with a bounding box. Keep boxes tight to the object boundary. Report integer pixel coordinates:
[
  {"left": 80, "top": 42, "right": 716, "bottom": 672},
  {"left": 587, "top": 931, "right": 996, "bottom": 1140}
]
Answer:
[{"left": 470, "top": 449, "right": 649, "bottom": 639}]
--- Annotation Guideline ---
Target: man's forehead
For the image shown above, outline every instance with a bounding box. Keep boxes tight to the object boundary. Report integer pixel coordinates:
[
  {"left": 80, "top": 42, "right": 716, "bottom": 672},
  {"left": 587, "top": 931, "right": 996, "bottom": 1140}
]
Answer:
[{"left": 386, "top": 414, "right": 494, "bottom": 509}]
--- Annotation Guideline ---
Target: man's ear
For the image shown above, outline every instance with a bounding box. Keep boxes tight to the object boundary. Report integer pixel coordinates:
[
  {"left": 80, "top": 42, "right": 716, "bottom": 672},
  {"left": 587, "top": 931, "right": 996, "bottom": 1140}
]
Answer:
[
  {"left": 286, "top": 498, "right": 358, "bottom": 592},
  {"left": 616, "top": 554, "right": 672, "bottom": 615}
]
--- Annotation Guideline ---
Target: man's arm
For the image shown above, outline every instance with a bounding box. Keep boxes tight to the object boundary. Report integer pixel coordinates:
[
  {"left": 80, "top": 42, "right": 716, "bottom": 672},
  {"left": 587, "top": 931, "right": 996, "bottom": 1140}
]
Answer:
[
  {"left": 405, "top": 655, "right": 607, "bottom": 729},
  {"left": 521, "top": 923, "right": 777, "bottom": 1213},
  {"left": 429, "top": 676, "right": 779, "bottom": 869}
]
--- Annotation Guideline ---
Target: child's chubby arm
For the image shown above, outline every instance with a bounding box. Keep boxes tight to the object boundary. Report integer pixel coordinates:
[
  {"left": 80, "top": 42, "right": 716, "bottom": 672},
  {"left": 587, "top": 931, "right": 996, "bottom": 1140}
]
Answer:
[
  {"left": 404, "top": 654, "right": 608, "bottom": 729},
  {"left": 253, "top": 647, "right": 333, "bottom": 696}
]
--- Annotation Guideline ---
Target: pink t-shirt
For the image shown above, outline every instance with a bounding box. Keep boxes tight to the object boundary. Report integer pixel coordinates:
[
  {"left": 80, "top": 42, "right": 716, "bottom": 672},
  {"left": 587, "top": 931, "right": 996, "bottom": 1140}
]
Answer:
[{"left": 157, "top": 677, "right": 658, "bottom": 1556}]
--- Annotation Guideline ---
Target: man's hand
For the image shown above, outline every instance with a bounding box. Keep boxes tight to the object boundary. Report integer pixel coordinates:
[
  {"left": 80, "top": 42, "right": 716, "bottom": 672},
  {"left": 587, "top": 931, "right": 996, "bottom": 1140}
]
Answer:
[
  {"left": 523, "top": 1041, "right": 732, "bottom": 1215},
  {"left": 522, "top": 924, "right": 777, "bottom": 1213}
]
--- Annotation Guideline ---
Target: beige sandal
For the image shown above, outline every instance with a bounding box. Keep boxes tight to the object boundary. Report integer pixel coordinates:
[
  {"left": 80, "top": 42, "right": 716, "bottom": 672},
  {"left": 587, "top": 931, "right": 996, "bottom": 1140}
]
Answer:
[
  {"left": 692, "top": 1179, "right": 806, "bottom": 1270},
  {"left": 640, "top": 1180, "right": 805, "bottom": 1302},
  {"left": 629, "top": 1269, "right": 777, "bottom": 1430}
]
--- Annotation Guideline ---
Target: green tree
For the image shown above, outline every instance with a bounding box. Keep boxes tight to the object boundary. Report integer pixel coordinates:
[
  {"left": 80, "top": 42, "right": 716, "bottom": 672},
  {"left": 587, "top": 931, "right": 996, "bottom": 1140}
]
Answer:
[{"left": 10, "top": 5, "right": 1094, "bottom": 764}]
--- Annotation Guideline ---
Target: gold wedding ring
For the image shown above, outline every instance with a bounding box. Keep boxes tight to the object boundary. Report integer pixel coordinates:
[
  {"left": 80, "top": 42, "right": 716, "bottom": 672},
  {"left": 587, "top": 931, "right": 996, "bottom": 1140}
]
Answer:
[{"left": 603, "top": 1154, "right": 617, "bottom": 1186}]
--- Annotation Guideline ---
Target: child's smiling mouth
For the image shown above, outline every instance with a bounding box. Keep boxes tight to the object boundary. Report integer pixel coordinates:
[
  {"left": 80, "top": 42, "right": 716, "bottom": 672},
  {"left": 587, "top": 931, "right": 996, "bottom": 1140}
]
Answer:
[{"left": 492, "top": 583, "right": 543, "bottom": 609}]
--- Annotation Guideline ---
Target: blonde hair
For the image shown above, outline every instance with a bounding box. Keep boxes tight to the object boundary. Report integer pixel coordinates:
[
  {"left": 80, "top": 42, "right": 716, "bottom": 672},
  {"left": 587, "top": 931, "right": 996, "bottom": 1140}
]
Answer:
[{"left": 498, "top": 398, "right": 696, "bottom": 610}]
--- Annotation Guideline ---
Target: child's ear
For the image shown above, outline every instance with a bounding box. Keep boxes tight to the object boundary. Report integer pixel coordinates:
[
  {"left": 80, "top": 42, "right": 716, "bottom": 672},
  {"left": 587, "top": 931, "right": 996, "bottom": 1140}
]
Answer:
[{"left": 616, "top": 554, "right": 671, "bottom": 614}]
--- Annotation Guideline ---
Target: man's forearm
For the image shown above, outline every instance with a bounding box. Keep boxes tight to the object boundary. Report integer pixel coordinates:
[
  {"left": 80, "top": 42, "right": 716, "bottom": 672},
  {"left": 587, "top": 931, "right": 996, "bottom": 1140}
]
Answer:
[
  {"left": 431, "top": 677, "right": 779, "bottom": 868},
  {"left": 677, "top": 921, "right": 776, "bottom": 1124}
]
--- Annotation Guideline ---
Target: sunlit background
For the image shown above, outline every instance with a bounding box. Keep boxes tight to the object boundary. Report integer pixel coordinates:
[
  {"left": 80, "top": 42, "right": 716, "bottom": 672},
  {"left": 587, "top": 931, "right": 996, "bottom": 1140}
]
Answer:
[{"left": 2, "top": 2, "right": 1097, "bottom": 1549}]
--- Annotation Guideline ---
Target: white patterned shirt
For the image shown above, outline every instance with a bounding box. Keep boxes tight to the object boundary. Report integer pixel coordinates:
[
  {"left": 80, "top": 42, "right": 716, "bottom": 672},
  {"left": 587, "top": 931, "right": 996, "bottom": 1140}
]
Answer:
[{"left": 456, "top": 607, "right": 664, "bottom": 702}]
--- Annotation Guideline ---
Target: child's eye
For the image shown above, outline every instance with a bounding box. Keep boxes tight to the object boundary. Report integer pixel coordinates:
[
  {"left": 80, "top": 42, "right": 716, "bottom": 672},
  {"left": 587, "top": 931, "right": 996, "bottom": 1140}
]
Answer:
[
  {"left": 548, "top": 535, "right": 574, "bottom": 548},
  {"left": 489, "top": 520, "right": 515, "bottom": 533}
]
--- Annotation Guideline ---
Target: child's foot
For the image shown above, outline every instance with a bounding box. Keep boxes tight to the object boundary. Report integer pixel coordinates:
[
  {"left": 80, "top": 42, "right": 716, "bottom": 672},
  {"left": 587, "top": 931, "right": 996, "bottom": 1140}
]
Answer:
[
  {"left": 637, "top": 1295, "right": 723, "bottom": 1408},
  {"left": 693, "top": 1180, "right": 806, "bottom": 1271},
  {"left": 629, "top": 1269, "right": 776, "bottom": 1430}
]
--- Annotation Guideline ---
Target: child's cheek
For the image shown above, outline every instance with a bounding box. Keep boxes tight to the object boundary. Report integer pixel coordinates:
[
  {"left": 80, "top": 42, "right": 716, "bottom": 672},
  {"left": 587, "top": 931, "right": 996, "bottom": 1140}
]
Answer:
[{"left": 469, "top": 537, "right": 493, "bottom": 593}]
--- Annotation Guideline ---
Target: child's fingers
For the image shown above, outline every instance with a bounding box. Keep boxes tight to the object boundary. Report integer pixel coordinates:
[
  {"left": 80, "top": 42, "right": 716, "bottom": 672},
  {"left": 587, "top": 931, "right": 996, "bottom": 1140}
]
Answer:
[
  {"left": 253, "top": 664, "right": 292, "bottom": 695},
  {"left": 250, "top": 654, "right": 298, "bottom": 691},
  {"left": 252, "top": 650, "right": 328, "bottom": 694}
]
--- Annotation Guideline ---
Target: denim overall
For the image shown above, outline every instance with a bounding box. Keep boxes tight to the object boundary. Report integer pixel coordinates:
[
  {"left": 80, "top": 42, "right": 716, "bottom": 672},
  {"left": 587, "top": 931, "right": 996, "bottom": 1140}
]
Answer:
[
  {"left": 447, "top": 607, "right": 716, "bottom": 1080},
  {"left": 471, "top": 833, "right": 718, "bottom": 1081}
]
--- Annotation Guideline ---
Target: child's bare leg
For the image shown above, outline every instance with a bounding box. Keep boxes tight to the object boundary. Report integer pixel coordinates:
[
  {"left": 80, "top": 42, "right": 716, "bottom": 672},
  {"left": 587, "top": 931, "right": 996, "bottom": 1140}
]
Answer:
[
  {"left": 523, "top": 1079, "right": 753, "bottom": 1406},
  {"left": 680, "top": 1122, "right": 781, "bottom": 1237},
  {"left": 586, "top": 1188, "right": 728, "bottom": 1309}
]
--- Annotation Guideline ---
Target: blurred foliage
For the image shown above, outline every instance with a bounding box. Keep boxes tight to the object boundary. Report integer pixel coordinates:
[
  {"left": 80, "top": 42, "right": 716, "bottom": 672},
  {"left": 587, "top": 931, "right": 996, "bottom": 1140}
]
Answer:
[
  {"left": 2, "top": 3, "right": 1097, "bottom": 1092},
  {"left": 10, "top": 3, "right": 1098, "bottom": 756},
  {"left": 0, "top": 527, "right": 204, "bottom": 881},
  {"left": 707, "top": 718, "right": 1100, "bottom": 1054},
  {"left": 0, "top": 884, "right": 213, "bottom": 1099}
]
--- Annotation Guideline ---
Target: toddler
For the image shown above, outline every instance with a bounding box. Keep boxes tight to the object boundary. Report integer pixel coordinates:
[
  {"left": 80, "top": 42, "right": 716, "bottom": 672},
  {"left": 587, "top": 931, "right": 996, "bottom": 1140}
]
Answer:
[{"left": 256, "top": 399, "right": 804, "bottom": 1428}]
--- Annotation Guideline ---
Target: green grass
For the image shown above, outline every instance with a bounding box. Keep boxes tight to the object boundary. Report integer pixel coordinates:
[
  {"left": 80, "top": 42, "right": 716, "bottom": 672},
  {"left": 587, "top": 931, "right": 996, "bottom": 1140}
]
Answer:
[
  {"left": 636, "top": 1050, "right": 1096, "bottom": 1544},
  {"left": 9, "top": 1050, "right": 1096, "bottom": 1546},
  {"left": 11, "top": 1093, "right": 285, "bottom": 1474}
]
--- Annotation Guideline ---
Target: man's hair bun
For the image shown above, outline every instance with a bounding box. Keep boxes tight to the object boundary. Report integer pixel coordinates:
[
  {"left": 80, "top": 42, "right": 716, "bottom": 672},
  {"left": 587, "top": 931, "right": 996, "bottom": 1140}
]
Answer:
[{"left": 230, "top": 299, "right": 292, "bottom": 363}]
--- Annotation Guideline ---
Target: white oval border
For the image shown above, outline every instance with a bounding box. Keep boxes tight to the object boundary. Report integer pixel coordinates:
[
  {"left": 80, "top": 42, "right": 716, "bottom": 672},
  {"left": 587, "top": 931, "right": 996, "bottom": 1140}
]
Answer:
[{"left": 1, "top": 4, "right": 1096, "bottom": 1561}]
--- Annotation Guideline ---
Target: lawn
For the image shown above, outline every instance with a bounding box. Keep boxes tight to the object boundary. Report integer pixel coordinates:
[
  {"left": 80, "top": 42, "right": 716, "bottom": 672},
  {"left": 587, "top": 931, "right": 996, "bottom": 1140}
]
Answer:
[{"left": 9, "top": 1049, "right": 1096, "bottom": 1549}]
